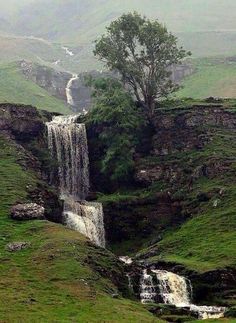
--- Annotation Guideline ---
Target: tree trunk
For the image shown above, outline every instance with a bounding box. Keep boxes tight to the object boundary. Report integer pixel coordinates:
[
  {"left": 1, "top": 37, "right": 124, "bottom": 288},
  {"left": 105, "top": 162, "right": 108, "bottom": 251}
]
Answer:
[{"left": 146, "top": 97, "right": 156, "bottom": 122}]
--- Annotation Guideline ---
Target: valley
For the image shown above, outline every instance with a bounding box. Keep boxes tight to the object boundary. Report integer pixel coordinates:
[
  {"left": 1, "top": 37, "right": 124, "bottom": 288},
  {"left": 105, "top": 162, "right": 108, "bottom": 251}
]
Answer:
[{"left": 0, "top": 1, "right": 236, "bottom": 322}]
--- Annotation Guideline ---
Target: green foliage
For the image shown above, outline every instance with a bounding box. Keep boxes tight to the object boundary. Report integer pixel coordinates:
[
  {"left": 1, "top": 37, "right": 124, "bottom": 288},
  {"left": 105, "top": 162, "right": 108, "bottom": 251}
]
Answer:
[
  {"left": 94, "top": 12, "right": 190, "bottom": 117},
  {"left": 86, "top": 78, "right": 145, "bottom": 184}
]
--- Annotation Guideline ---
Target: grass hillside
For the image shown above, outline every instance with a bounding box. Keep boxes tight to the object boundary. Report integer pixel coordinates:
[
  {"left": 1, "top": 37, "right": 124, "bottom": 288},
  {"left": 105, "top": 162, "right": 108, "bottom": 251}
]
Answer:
[
  {"left": 154, "top": 125, "right": 236, "bottom": 272},
  {"left": 178, "top": 58, "right": 236, "bottom": 99},
  {"left": 133, "top": 105, "right": 236, "bottom": 274},
  {"left": 0, "top": 62, "right": 70, "bottom": 114},
  {"left": 0, "top": 133, "right": 161, "bottom": 322}
]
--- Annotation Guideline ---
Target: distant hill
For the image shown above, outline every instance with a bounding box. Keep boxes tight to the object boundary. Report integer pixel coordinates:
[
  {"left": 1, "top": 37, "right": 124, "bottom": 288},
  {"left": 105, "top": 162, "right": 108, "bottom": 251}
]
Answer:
[
  {"left": 0, "top": 0, "right": 236, "bottom": 57},
  {"left": 9, "top": 0, "right": 236, "bottom": 41}
]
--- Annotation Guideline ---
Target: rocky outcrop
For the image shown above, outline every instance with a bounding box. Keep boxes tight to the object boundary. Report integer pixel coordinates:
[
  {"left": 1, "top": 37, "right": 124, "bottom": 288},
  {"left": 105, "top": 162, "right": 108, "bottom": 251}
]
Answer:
[
  {"left": 134, "top": 105, "right": 236, "bottom": 187},
  {"left": 169, "top": 63, "right": 195, "bottom": 83},
  {"left": 152, "top": 105, "right": 236, "bottom": 156},
  {"left": 11, "top": 203, "right": 45, "bottom": 220},
  {"left": 190, "top": 267, "right": 236, "bottom": 305}
]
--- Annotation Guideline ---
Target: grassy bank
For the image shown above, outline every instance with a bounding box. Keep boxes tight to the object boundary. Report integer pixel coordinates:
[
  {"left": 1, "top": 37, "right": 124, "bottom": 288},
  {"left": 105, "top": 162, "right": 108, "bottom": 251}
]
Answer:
[
  {"left": 0, "top": 135, "right": 160, "bottom": 322},
  {"left": 178, "top": 58, "right": 236, "bottom": 99}
]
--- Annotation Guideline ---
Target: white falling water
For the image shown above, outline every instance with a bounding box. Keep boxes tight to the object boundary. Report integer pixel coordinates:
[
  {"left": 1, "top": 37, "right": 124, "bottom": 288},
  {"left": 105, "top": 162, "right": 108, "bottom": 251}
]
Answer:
[
  {"left": 153, "top": 270, "right": 190, "bottom": 307},
  {"left": 64, "top": 198, "right": 106, "bottom": 248},
  {"left": 66, "top": 74, "right": 78, "bottom": 106},
  {"left": 46, "top": 115, "right": 105, "bottom": 248},
  {"left": 47, "top": 115, "right": 89, "bottom": 199},
  {"left": 119, "top": 256, "right": 133, "bottom": 265},
  {"left": 140, "top": 269, "right": 157, "bottom": 304},
  {"left": 151, "top": 269, "right": 226, "bottom": 320},
  {"left": 62, "top": 46, "right": 75, "bottom": 56}
]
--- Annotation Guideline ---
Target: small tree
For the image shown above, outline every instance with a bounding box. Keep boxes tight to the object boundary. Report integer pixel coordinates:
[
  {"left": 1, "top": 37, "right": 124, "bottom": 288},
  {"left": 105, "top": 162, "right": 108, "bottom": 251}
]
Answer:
[{"left": 94, "top": 12, "right": 191, "bottom": 118}]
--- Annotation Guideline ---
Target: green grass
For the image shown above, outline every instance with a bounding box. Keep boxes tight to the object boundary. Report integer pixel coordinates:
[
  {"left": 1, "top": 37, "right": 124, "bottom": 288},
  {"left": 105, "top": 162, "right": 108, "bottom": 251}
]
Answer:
[
  {"left": 0, "top": 219, "right": 162, "bottom": 322},
  {"left": 155, "top": 198, "right": 236, "bottom": 272},
  {"left": 0, "top": 62, "right": 70, "bottom": 114},
  {"left": 0, "top": 136, "right": 38, "bottom": 214},
  {"left": 178, "top": 60, "right": 236, "bottom": 99}
]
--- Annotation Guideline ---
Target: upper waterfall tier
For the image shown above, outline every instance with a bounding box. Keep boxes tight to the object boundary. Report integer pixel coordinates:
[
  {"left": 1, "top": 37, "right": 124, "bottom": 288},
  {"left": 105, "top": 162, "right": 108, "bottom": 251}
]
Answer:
[{"left": 47, "top": 115, "right": 89, "bottom": 200}]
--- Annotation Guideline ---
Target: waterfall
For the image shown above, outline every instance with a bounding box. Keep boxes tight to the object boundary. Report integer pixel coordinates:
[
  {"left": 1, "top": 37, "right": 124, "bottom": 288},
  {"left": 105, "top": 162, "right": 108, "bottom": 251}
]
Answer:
[
  {"left": 152, "top": 270, "right": 190, "bottom": 307},
  {"left": 66, "top": 74, "right": 78, "bottom": 106},
  {"left": 47, "top": 115, "right": 89, "bottom": 199},
  {"left": 150, "top": 269, "right": 226, "bottom": 320},
  {"left": 119, "top": 256, "right": 133, "bottom": 265},
  {"left": 64, "top": 199, "right": 105, "bottom": 247},
  {"left": 46, "top": 115, "right": 105, "bottom": 248},
  {"left": 140, "top": 269, "right": 157, "bottom": 304}
]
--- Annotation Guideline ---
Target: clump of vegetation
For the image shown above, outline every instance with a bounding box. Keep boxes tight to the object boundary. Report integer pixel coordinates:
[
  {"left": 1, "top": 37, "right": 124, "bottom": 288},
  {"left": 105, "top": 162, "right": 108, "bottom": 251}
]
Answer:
[
  {"left": 94, "top": 12, "right": 190, "bottom": 119},
  {"left": 86, "top": 78, "right": 145, "bottom": 185}
]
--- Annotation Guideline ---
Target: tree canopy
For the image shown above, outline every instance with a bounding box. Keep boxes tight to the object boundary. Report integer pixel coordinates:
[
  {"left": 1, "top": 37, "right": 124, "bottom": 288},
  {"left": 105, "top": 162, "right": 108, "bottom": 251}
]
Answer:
[{"left": 94, "top": 12, "right": 191, "bottom": 118}]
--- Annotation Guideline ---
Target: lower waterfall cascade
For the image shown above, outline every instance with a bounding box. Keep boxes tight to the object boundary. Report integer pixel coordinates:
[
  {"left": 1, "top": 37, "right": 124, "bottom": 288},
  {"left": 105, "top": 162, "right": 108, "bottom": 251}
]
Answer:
[
  {"left": 46, "top": 115, "right": 105, "bottom": 248},
  {"left": 139, "top": 269, "right": 226, "bottom": 320}
]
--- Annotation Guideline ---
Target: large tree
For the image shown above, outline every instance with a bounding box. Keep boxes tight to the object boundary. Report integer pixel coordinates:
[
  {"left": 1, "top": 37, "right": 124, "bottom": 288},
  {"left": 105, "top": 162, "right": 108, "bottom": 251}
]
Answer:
[{"left": 94, "top": 12, "right": 191, "bottom": 118}]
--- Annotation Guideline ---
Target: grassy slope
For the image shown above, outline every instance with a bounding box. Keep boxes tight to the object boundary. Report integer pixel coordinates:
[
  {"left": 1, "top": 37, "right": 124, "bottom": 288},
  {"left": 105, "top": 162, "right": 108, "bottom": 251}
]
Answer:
[
  {"left": 178, "top": 59, "right": 236, "bottom": 99},
  {"left": 0, "top": 138, "right": 159, "bottom": 321},
  {"left": 137, "top": 110, "right": 236, "bottom": 273},
  {"left": 0, "top": 62, "right": 70, "bottom": 114}
]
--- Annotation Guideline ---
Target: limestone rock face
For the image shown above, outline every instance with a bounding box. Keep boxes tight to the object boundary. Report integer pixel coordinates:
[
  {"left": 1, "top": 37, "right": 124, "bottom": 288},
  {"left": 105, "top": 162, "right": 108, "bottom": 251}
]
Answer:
[
  {"left": 19, "top": 60, "right": 71, "bottom": 101},
  {"left": 11, "top": 203, "right": 45, "bottom": 221},
  {"left": 6, "top": 242, "right": 31, "bottom": 252}
]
